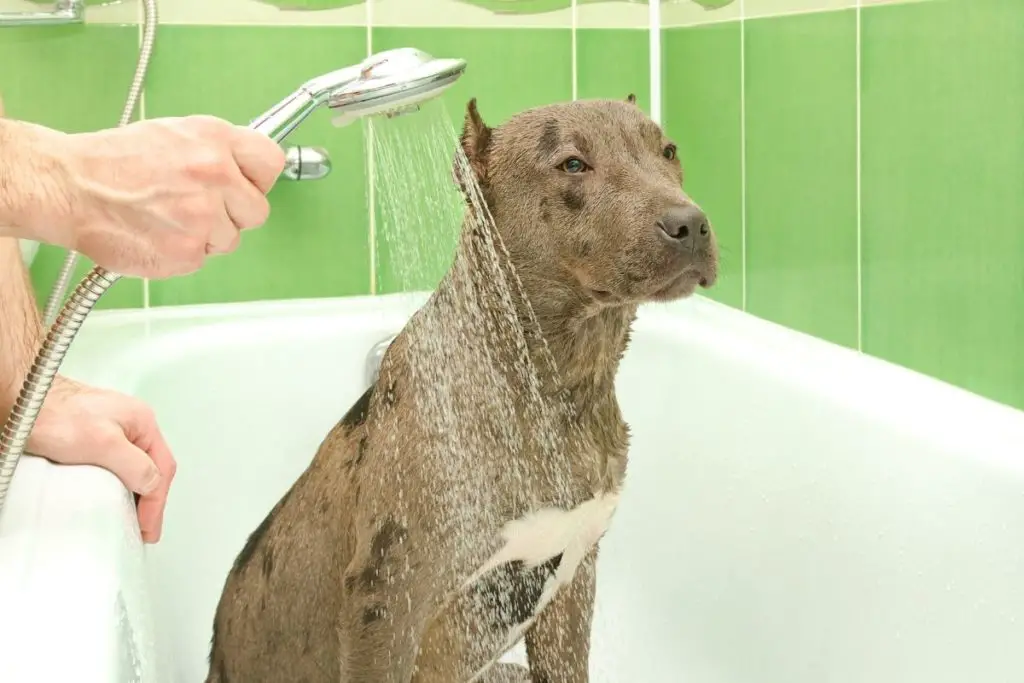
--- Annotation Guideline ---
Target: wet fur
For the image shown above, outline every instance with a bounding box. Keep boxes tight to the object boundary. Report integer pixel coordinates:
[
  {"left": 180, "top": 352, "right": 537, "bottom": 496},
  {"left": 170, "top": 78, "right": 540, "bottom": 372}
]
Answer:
[{"left": 206, "top": 97, "right": 717, "bottom": 683}]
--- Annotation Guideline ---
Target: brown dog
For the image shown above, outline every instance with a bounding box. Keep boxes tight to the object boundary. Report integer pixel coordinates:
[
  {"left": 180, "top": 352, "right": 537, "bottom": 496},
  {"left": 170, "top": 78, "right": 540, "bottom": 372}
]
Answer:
[{"left": 206, "top": 95, "right": 717, "bottom": 683}]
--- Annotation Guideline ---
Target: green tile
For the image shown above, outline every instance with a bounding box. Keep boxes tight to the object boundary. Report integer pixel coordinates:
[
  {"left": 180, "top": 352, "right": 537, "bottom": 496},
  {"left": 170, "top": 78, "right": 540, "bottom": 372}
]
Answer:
[
  {"left": 0, "top": 25, "right": 139, "bottom": 131},
  {"left": 371, "top": 27, "right": 573, "bottom": 294},
  {"left": 0, "top": 25, "right": 144, "bottom": 309},
  {"left": 144, "top": 26, "right": 371, "bottom": 306},
  {"left": 576, "top": 29, "right": 650, "bottom": 113},
  {"left": 861, "top": 0, "right": 1024, "bottom": 409},
  {"left": 662, "top": 24, "right": 743, "bottom": 309},
  {"left": 744, "top": 10, "right": 858, "bottom": 348}
]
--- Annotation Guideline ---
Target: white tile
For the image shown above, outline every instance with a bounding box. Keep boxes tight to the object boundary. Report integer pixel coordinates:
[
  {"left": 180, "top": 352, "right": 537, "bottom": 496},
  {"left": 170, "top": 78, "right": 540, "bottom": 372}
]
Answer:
[
  {"left": 860, "top": 0, "right": 932, "bottom": 6},
  {"left": 371, "top": 0, "right": 571, "bottom": 28},
  {"left": 661, "top": 0, "right": 741, "bottom": 28},
  {"left": 660, "top": 0, "right": 930, "bottom": 27},
  {"left": 0, "top": 0, "right": 138, "bottom": 24},
  {"left": 156, "top": 0, "right": 366, "bottom": 26},
  {"left": 576, "top": 0, "right": 649, "bottom": 29},
  {"left": 744, "top": 0, "right": 854, "bottom": 20}
]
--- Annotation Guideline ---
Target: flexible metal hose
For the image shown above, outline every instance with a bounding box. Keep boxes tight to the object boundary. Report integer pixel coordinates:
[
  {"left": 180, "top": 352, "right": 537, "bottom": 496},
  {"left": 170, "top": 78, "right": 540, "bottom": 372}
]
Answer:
[
  {"left": 0, "top": 0, "right": 158, "bottom": 513},
  {"left": 41, "top": 0, "right": 159, "bottom": 325}
]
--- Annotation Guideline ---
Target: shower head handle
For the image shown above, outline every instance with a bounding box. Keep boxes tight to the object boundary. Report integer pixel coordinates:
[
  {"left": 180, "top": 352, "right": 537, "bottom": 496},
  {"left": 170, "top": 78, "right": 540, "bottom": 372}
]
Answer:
[{"left": 248, "top": 48, "right": 467, "bottom": 144}]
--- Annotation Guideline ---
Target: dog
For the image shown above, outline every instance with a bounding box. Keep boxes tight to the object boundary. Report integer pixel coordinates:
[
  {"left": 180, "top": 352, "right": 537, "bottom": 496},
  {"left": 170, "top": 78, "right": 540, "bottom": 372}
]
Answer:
[{"left": 206, "top": 94, "right": 718, "bottom": 683}]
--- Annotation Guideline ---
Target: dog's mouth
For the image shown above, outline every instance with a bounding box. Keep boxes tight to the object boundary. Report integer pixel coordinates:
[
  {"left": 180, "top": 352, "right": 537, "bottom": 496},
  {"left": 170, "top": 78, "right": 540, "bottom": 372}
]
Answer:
[{"left": 651, "top": 268, "right": 712, "bottom": 301}]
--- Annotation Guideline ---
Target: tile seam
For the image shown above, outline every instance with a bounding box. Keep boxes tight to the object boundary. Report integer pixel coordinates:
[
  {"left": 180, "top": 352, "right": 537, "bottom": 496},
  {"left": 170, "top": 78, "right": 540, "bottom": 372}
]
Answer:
[
  {"left": 739, "top": 0, "right": 748, "bottom": 312},
  {"left": 648, "top": 0, "right": 661, "bottom": 124},
  {"left": 366, "top": 2, "right": 377, "bottom": 296},
  {"left": 571, "top": 0, "right": 578, "bottom": 101},
  {"left": 139, "top": 0, "right": 151, "bottom": 310},
  {"left": 855, "top": 0, "right": 863, "bottom": 351}
]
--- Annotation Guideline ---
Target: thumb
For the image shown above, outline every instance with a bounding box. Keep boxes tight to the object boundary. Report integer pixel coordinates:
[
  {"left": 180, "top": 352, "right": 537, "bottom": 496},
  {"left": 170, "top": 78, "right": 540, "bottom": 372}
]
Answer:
[{"left": 91, "top": 434, "right": 161, "bottom": 497}]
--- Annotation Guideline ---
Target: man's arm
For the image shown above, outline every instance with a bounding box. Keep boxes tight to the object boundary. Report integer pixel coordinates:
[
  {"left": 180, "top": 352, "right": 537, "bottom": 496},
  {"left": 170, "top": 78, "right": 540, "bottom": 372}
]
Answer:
[
  {"left": 0, "top": 110, "right": 284, "bottom": 279},
  {"left": 0, "top": 236, "right": 42, "bottom": 418},
  {"left": 0, "top": 118, "right": 76, "bottom": 248}
]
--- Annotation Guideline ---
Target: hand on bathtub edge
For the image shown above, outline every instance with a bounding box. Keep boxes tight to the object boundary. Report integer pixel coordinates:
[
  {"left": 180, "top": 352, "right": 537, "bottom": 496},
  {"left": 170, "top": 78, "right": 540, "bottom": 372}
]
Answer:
[{"left": 25, "top": 376, "right": 177, "bottom": 544}]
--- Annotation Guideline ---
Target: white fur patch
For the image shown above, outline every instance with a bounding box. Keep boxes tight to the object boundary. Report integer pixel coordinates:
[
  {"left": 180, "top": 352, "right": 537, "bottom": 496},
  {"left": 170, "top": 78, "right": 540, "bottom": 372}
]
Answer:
[{"left": 464, "top": 491, "right": 621, "bottom": 681}]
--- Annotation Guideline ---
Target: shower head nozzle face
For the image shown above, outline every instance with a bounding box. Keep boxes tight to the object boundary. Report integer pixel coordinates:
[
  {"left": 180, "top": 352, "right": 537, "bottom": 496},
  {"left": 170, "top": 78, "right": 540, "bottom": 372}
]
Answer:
[{"left": 326, "top": 47, "right": 467, "bottom": 127}]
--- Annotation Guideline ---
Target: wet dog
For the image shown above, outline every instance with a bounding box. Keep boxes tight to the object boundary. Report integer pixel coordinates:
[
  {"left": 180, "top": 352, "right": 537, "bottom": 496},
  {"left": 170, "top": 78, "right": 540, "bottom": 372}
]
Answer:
[{"left": 206, "top": 95, "right": 718, "bottom": 683}]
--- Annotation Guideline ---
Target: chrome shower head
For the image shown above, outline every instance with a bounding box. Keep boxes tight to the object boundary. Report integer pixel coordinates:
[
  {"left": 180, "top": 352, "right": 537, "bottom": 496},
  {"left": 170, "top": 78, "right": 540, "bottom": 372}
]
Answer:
[
  {"left": 249, "top": 47, "right": 466, "bottom": 144},
  {"left": 327, "top": 48, "right": 467, "bottom": 127}
]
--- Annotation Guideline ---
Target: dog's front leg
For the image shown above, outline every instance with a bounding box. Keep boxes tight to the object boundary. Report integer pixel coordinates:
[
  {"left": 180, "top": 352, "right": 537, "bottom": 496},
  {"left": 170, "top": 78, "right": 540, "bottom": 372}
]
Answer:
[
  {"left": 525, "top": 549, "right": 597, "bottom": 683},
  {"left": 340, "top": 519, "right": 443, "bottom": 683}
]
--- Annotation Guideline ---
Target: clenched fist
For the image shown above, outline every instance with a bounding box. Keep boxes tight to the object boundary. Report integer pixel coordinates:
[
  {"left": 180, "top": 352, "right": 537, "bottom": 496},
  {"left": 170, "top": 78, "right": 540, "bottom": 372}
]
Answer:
[{"left": 0, "top": 113, "right": 286, "bottom": 278}]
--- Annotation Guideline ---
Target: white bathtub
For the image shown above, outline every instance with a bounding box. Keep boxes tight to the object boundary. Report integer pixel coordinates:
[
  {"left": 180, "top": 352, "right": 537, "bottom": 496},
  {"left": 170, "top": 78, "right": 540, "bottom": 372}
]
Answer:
[{"left": 1, "top": 292, "right": 1022, "bottom": 683}]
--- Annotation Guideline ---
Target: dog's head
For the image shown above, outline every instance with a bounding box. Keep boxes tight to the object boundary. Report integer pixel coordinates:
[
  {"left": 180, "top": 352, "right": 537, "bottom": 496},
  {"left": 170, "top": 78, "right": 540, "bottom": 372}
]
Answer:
[{"left": 454, "top": 96, "right": 718, "bottom": 305}]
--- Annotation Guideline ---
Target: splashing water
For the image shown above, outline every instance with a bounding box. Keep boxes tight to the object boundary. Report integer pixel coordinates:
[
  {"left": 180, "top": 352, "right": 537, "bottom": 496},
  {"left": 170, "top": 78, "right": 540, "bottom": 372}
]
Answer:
[{"left": 365, "top": 102, "right": 598, "bottom": 676}]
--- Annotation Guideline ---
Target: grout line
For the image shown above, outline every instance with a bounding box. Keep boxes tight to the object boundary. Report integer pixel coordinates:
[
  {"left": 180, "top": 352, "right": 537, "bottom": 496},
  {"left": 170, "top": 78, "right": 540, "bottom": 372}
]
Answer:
[
  {"left": 138, "top": 0, "right": 151, "bottom": 311},
  {"left": 570, "top": 0, "right": 578, "bottom": 101},
  {"left": 739, "top": 0, "right": 748, "bottom": 312},
  {"left": 648, "top": 0, "right": 661, "bottom": 124},
  {"left": 366, "top": 3, "right": 377, "bottom": 296},
  {"left": 855, "top": 0, "right": 863, "bottom": 352}
]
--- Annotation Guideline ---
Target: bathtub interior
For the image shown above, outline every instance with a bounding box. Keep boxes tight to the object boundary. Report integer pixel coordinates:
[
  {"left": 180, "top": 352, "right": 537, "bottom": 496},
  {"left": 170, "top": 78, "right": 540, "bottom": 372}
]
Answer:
[
  {"left": 5, "top": 292, "right": 1024, "bottom": 682},
  {"left": 128, "top": 294, "right": 1024, "bottom": 683}
]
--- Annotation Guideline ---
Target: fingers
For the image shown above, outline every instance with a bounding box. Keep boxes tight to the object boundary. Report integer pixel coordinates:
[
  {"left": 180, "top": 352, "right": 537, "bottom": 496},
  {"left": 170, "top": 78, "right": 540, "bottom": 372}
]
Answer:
[
  {"left": 133, "top": 425, "right": 176, "bottom": 544},
  {"left": 116, "top": 399, "right": 177, "bottom": 544},
  {"left": 89, "top": 429, "right": 162, "bottom": 498},
  {"left": 220, "top": 162, "right": 271, "bottom": 236},
  {"left": 205, "top": 203, "right": 243, "bottom": 255},
  {"left": 208, "top": 126, "right": 280, "bottom": 253},
  {"left": 229, "top": 125, "right": 286, "bottom": 196}
]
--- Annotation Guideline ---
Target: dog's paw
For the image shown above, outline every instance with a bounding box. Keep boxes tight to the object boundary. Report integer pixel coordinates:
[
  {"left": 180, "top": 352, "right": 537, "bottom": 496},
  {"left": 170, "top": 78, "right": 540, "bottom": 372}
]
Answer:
[{"left": 478, "top": 662, "right": 531, "bottom": 683}]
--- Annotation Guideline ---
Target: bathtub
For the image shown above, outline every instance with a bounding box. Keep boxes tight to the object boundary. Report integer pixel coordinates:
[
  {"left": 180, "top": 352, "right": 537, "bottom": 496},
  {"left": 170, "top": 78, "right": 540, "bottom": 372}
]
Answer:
[{"left": 1, "top": 292, "right": 1022, "bottom": 683}]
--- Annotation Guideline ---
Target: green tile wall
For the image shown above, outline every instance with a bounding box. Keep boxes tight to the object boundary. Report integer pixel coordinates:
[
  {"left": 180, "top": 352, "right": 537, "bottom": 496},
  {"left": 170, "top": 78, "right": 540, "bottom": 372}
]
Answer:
[
  {"left": 576, "top": 28, "right": 650, "bottom": 111},
  {"left": 744, "top": 10, "right": 859, "bottom": 349},
  {"left": 860, "top": 0, "right": 1024, "bottom": 409},
  {"left": 663, "top": 0, "right": 1024, "bottom": 410},
  {"left": 9, "top": 0, "right": 1020, "bottom": 412}
]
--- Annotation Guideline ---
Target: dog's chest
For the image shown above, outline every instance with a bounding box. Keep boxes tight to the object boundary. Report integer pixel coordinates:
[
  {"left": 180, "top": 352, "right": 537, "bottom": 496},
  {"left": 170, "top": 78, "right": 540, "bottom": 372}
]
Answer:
[{"left": 460, "top": 492, "right": 620, "bottom": 670}]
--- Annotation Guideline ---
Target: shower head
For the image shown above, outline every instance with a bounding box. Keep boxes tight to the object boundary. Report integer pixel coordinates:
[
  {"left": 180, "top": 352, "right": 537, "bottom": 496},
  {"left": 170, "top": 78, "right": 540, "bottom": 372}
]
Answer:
[
  {"left": 249, "top": 48, "right": 466, "bottom": 143},
  {"left": 327, "top": 48, "right": 467, "bottom": 127}
]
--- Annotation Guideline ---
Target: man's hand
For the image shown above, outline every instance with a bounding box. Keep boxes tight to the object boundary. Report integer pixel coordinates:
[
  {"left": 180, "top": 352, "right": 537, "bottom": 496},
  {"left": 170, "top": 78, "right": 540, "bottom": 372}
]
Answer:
[
  {"left": 28, "top": 376, "right": 176, "bottom": 544},
  {"left": 0, "top": 113, "right": 286, "bottom": 278}
]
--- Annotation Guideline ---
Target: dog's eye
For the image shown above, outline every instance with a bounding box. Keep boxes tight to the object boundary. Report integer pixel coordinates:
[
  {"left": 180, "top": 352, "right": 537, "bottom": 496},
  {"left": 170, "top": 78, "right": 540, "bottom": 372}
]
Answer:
[
  {"left": 561, "top": 157, "right": 589, "bottom": 174},
  {"left": 662, "top": 144, "right": 678, "bottom": 161}
]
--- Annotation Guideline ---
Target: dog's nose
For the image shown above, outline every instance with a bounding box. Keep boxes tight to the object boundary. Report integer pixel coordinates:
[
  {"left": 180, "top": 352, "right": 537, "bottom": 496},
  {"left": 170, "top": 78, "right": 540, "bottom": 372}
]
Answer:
[{"left": 658, "top": 204, "right": 711, "bottom": 246}]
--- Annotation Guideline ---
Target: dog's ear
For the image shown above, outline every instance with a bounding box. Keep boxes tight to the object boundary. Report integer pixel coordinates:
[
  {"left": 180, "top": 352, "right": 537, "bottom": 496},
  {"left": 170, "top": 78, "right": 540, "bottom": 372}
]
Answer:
[
  {"left": 453, "top": 98, "right": 492, "bottom": 195},
  {"left": 626, "top": 93, "right": 637, "bottom": 106},
  {"left": 459, "top": 98, "right": 492, "bottom": 179}
]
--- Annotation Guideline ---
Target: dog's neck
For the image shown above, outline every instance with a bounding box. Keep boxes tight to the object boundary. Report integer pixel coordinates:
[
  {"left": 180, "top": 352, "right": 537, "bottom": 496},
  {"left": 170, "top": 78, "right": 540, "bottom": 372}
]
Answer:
[{"left": 441, "top": 222, "right": 637, "bottom": 401}]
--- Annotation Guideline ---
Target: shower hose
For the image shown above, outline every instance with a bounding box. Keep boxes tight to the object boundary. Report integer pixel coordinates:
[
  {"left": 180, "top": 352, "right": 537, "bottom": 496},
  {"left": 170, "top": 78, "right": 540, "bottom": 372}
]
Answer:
[{"left": 0, "top": 0, "right": 159, "bottom": 515}]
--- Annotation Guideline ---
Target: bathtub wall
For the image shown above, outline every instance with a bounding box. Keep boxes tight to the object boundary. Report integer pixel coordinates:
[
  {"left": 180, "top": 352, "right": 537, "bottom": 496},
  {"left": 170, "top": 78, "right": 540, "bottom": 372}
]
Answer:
[
  {"left": 662, "top": 0, "right": 1024, "bottom": 411},
  {"left": 3, "top": 0, "right": 1022, "bottom": 412}
]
